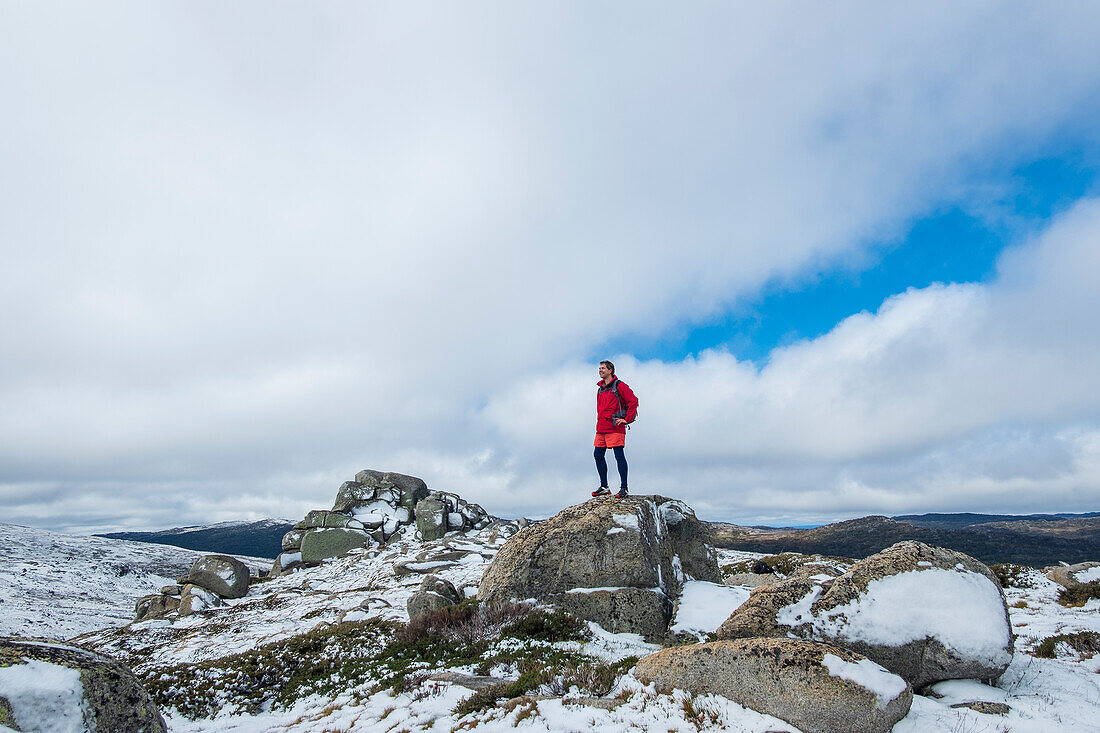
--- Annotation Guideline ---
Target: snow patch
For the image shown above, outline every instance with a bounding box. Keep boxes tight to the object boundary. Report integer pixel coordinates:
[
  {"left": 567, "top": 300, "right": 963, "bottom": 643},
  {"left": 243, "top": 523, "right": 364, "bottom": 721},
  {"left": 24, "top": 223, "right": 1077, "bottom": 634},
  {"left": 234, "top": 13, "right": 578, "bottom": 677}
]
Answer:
[
  {"left": 611, "top": 513, "right": 639, "bottom": 531},
  {"left": 821, "top": 653, "right": 907, "bottom": 709},
  {"left": 606, "top": 527, "right": 625, "bottom": 536},
  {"left": 670, "top": 581, "right": 750, "bottom": 635},
  {"left": 780, "top": 568, "right": 1011, "bottom": 666},
  {"left": 0, "top": 659, "right": 90, "bottom": 733},
  {"left": 1074, "top": 566, "right": 1100, "bottom": 583}
]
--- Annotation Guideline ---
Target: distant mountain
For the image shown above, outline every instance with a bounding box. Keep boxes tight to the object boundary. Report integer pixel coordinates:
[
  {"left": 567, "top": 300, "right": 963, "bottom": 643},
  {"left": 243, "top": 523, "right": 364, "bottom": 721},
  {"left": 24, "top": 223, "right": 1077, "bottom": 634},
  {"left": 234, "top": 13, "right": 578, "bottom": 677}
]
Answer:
[
  {"left": 892, "top": 511, "right": 1100, "bottom": 530},
  {"left": 708, "top": 513, "right": 1100, "bottom": 567},
  {"left": 97, "top": 518, "right": 294, "bottom": 559}
]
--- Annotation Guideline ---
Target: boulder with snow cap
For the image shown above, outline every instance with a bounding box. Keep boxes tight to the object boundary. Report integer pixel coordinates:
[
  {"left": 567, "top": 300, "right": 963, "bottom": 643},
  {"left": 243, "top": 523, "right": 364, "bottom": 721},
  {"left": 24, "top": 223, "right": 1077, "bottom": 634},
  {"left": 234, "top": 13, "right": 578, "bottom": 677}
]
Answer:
[
  {"left": 478, "top": 495, "right": 720, "bottom": 640},
  {"left": 0, "top": 637, "right": 167, "bottom": 733},
  {"left": 634, "top": 638, "right": 912, "bottom": 733},
  {"left": 178, "top": 584, "right": 224, "bottom": 616},
  {"left": 407, "top": 575, "right": 463, "bottom": 619},
  {"left": 1045, "top": 561, "right": 1100, "bottom": 590},
  {"left": 346, "top": 469, "right": 430, "bottom": 515},
  {"left": 183, "top": 554, "right": 250, "bottom": 599},
  {"left": 716, "top": 541, "right": 1014, "bottom": 687},
  {"left": 281, "top": 529, "right": 306, "bottom": 552}
]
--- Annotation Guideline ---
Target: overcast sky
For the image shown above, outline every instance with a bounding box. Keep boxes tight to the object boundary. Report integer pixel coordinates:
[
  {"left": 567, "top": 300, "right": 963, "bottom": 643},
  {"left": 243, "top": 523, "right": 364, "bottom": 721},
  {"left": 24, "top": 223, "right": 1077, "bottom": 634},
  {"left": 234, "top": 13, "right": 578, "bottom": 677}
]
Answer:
[{"left": 3, "top": 3, "right": 1100, "bottom": 533}]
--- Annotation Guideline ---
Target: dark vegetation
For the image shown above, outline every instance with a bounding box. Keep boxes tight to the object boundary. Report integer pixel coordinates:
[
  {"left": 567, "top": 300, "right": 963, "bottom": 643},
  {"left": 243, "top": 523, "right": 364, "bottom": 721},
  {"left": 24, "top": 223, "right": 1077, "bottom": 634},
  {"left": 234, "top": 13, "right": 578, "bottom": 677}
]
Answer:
[
  {"left": 139, "top": 600, "right": 634, "bottom": 720},
  {"left": 719, "top": 552, "right": 849, "bottom": 578},
  {"left": 988, "top": 563, "right": 1037, "bottom": 589},
  {"left": 97, "top": 519, "right": 294, "bottom": 559},
  {"left": 892, "top": 512, "right": 1100, "bottom": 530},
  {"left": 708, "top": 515, "right": 1100, "bottom": 566},
  {"left": 1057, "top": 581, "right": 1100, "bottom": 608},
  {"left": 1034, "top": 631, "right": 1100, "bottom": 658}
]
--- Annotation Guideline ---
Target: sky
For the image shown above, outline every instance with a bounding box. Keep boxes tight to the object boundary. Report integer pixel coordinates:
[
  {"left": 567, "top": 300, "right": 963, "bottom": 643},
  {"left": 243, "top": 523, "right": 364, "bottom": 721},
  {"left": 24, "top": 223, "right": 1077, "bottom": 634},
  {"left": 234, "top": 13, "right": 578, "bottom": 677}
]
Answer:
[{"left": 3, "top": 3, "right": 1100, "bottom": 533}]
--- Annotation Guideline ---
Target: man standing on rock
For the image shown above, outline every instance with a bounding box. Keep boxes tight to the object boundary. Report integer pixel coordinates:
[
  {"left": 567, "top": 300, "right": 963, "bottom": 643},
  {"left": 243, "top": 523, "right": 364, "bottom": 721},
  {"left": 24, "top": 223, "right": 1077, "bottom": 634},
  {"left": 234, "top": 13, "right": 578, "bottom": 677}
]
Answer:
[{"left": 592, "top": 360, "right": 638, "bottom": 499}]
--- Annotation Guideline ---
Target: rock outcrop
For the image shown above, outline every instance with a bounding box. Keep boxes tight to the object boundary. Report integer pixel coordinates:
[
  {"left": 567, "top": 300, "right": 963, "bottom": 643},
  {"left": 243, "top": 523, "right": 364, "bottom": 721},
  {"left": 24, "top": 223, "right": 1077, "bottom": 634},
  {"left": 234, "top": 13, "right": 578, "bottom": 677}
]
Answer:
[
  {"left": 135, "top": 554, "right": 248, "bottom": 621},
  {"left": 272, "top": 469, "right": 492, "bottom": 574},
  {"left": 634, "top": 638, "right": 912, "bottom": 733},
  {"left": 478, "top": 495, "right": 719, "bottom": 640},
  {"left": 716, "top": 541, "right": 1013, "bottom": 688},
  {"left": 1045, "top": 561, "right": 1100, "bottom": 590},
  {"left": 0, "top": 637, "right": 167, "bottom": 733}
]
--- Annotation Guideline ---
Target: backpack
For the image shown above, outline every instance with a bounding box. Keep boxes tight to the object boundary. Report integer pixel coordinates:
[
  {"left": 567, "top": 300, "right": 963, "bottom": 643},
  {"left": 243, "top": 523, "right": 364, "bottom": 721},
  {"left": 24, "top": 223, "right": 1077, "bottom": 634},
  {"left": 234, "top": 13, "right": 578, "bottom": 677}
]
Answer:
[{"left": 610, "top": 379, "right": 636, "bottom": 429}]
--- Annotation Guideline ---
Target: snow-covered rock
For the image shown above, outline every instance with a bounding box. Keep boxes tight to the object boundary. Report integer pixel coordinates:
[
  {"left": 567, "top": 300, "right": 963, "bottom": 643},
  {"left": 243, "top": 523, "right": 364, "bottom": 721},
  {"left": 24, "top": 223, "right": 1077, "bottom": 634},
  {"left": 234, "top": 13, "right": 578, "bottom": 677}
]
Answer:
[
  {"left": 478, "top": 495, "right": 719, "bottom": 640},
  {"left": 635, "top": 637, "right": 912, "bottom": 733},
  {"left": 717, "top": 541, "right": 1013, "bottom": 687},
  {"left": 1045, "top": 560, "right": 1100, "bottom": 589},
  {"left": 183, "top": 554, "right": 250, "bottom": 599},
  {"left": 0, "top": 637, "right": 167, "bottom": 733}
]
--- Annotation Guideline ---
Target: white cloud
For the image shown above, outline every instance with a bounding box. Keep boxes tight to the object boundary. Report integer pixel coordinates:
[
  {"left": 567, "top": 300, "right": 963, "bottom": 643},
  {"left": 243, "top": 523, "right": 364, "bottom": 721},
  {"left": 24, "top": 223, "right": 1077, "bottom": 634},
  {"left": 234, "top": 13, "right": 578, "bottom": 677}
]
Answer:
[
  {"left": 484, "top": 199, "right": 1100, "bottom": 521},
  {"left": 2, "top": 4, "right": 1100, "bottom": 529}
]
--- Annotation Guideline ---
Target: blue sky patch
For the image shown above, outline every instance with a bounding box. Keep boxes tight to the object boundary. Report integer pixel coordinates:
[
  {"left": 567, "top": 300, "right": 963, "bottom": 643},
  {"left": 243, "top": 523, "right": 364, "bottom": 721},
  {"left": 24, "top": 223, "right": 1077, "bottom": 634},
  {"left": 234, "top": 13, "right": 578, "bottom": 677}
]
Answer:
[{"left": 598, "top": 152, "right": 1100, "bottom": 365}]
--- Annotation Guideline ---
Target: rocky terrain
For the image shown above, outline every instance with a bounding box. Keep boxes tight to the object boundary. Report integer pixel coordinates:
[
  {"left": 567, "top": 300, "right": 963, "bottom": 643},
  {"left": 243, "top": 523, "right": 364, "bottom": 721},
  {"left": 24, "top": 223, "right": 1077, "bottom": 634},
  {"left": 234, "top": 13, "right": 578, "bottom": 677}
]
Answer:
[{"left": 3, "top": 471, "right": 1100, "bottom": 732}]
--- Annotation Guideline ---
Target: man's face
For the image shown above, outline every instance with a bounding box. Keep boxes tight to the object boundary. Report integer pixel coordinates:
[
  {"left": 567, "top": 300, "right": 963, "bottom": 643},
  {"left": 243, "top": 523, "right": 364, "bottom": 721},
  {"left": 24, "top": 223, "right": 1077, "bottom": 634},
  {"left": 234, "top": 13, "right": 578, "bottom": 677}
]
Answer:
[{"left": 598, "top": 364, "right": 612, "bottom": 381}]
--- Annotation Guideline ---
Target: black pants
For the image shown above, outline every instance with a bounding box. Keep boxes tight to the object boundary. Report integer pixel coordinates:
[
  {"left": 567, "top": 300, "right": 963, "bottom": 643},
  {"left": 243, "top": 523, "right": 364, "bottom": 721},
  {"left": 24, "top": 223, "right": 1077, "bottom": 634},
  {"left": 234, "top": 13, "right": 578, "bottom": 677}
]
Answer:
[{"left": 594, "top": 445, "right": 628, "bottom": 489}]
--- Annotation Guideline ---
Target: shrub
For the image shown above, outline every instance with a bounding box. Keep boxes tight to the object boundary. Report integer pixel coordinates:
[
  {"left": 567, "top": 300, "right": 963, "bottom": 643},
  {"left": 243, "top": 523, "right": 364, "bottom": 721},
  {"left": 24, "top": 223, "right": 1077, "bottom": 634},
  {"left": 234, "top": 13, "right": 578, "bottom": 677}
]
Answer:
[
  {"left": 721, "top": 553, "right": 849, "bottom": 578},
  {"left": 138, "top": 618, "right": 393, "bottom": 718},
  {"left": 989, "top": 563, "right": 1036, "bottom": 589},
  {"left": 1057, "top": 581, "right": 1100, "bottom": 608},
  {"left": 1034, "top": 631, "right": 1100, "bottom": 659}
]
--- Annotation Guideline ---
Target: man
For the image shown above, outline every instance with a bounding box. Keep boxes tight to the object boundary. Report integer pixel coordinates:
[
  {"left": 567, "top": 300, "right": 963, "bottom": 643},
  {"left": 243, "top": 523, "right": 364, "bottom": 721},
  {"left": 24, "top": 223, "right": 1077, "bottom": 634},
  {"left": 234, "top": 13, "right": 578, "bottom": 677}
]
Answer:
[{"left": 592, "top": 360, "right": 638, "bottom": 499}]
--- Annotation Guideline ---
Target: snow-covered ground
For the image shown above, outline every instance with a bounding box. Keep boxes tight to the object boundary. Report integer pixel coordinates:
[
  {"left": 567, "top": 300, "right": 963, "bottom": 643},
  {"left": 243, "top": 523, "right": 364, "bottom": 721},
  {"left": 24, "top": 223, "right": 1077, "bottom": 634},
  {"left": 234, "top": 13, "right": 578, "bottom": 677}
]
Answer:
[
  {"left": 0, "top": 522, "right": 271, "bottom": 639},
  {"left": 4, "top": 523, "right": 1100, "bottom": 731}
]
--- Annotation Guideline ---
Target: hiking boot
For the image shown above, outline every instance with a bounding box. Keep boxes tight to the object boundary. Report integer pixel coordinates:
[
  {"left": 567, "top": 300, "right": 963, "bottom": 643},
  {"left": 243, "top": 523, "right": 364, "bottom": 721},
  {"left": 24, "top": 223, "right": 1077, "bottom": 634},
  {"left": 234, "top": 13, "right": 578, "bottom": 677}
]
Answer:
[
  {"left": 591, "top": 487, "right": 611, "bottom": 497},
  {"left": 615, "top": 487, "right": 629, "bottom": 499}
]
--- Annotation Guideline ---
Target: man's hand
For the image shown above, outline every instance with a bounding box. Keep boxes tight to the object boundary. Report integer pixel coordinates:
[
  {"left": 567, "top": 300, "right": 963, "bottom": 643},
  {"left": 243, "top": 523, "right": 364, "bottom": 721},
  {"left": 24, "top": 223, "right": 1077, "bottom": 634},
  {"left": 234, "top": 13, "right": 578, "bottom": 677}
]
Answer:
[{"left": 614, "top": 418, "right": 626, "bottom": 426}]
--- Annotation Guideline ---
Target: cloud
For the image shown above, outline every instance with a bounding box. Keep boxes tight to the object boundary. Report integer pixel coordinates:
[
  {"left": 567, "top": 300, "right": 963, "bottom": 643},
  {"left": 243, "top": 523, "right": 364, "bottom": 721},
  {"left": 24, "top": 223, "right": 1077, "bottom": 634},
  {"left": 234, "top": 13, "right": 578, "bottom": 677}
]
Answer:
[
  {"left": 2, "top": 4, "right": 1100, "bottom": 529},
  {"left": 484, "top": 199, "right": 1100, "bottom": 521}
]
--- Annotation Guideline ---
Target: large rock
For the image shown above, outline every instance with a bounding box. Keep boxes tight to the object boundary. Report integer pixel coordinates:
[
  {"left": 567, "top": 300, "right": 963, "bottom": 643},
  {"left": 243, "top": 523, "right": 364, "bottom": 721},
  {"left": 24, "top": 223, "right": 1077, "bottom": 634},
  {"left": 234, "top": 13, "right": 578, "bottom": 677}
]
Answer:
[
  {"left": 134, "top": 593, "right": 180, "bottom": 621},
  {"left": 407, "top": 575, "right": 463, "bottom": 619},
  {"left": 300, "top": 527, "right": 371, "bottom": 563},
  {"left": 183, "top": 554, "right": 250, "bottom": 599},
  {"left": 478, "top": 495, "right": 719, "bottom": 639},
  {"left": 344, "top": 469, "right": 430, "bottom": 515},
  {"left": 717, "top": 541, "right": 1013, "bottom": 688},
  {"left": 1046, "top": 561, "right": 1100, "bottom": 590},
  {"left": 556, "top": 587, "right": 670, "bottom": 640},
  {"left": 179, "top": 584, "right": 224, "bottom": 616},
  {"left": 0, "top": 638, "right": 167, "bottom": 733},
  {"left": 294, "top": 510, "right": 364, "bottom": 531},
  {"left": 416, "top": 495, "right": 449, "bottom": 541},
  {"left": 634, "top": 638, "right": 911, "bottom": 733}
]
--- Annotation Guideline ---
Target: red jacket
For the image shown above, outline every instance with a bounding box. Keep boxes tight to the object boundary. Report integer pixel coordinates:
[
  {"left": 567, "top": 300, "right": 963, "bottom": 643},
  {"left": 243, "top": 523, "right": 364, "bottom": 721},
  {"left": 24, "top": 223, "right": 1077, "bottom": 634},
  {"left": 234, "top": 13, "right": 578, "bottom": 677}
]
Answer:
[{"left": 596, "top": 377, "right": 638, "bottom": 434}]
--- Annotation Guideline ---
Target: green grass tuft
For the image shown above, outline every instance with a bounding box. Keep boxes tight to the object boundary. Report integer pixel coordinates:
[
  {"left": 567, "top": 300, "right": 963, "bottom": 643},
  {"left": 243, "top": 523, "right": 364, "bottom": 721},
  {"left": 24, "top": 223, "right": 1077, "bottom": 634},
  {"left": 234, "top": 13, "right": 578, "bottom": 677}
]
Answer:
[{"left": 1034, "top": 631, "right": 1100, "bottom": 658}]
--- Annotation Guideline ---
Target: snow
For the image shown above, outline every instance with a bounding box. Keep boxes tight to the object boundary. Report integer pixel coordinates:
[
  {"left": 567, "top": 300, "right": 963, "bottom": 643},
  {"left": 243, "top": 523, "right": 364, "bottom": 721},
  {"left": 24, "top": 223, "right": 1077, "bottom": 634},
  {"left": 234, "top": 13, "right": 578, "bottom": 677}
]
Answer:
[
  {"left": 821, "top": 654, "right": 907, "bottom": 709},
  {"left": 1075, "top": 565, "right": 1100, "bottom": 582},
  {"left": 611, "top": 513, "right": 638, "bottom": 530},
  {"left": 6, "top": 527, "right": 1100, "bottom": 732},
  {"left": 669, "top": 581, "right": 750, "bottom": 636},
  {"left": 605, "top": 527, "right": 625, "bottom": 535},
  {"left": 779, "top": 568, "right": 1011, "bottom": 666},
  {"left": 0, "top": 659, "right": 90, "bottom": 733},
  {"left": 0, "top": 522, "right": 268, "bottom": 638}
]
